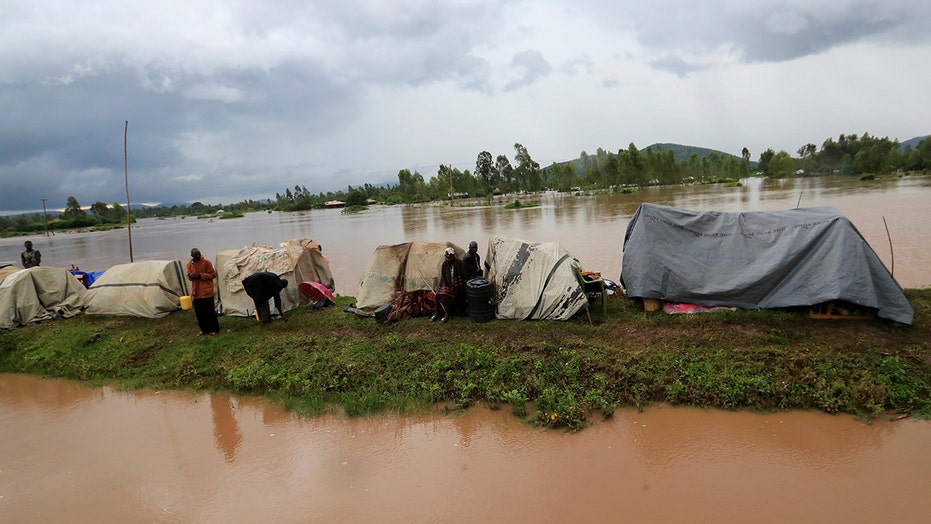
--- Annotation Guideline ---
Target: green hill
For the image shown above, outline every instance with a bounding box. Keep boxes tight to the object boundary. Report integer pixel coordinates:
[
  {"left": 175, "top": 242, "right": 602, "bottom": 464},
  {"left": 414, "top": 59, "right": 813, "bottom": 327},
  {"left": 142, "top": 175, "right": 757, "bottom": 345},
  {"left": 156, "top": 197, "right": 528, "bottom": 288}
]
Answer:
[
  {"left": 643, "top": 143, "right": 744, "bottom": 163},
  {"left": 552, "top": 142, "right": 753, "bottom": 174},
  {"left": 900, "top": 135, "right": 929, "bottom": 150}
]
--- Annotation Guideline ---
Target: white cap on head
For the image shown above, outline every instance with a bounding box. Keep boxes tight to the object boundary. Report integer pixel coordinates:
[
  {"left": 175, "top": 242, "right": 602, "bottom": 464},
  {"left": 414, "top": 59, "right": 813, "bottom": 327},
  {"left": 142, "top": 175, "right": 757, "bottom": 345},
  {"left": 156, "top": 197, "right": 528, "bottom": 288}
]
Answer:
[{"left": 445, "top": 247, "right": 455, "bottom": 256}]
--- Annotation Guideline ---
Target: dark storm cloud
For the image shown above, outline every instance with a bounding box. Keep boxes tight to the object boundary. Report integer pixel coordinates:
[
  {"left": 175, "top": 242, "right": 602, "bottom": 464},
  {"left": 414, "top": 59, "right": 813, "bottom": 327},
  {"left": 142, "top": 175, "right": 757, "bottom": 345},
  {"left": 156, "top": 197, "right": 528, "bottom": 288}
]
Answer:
[
  {"left": 1, "top": 70, "right": 187, "bottom": 212},
  {"left": 602, "top": 1, "right": 931, "bottom": 74},
  {"left": 2, "top": 1, "right": 929, "bottom": 215},
  {"left": 0, "top": 1, "right": 511, "bottom": 213}
]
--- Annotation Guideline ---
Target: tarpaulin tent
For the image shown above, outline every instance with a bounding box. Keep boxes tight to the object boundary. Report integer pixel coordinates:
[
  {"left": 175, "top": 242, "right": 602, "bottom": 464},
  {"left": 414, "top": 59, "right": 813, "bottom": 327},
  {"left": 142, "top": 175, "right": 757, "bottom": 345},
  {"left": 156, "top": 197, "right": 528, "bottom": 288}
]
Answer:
[
  {"left": 621, "top": 203, "right": 913, "bottom": 325},
  {"left": 485, "top": 236, "right": 589, "bottom": 320},
  {"left": 85, "top": 260, "right": 190, "bottom": 318},
  {"left": 0, "top": 267, "right": 88, "bottom": 329},
  {"left": 354, "top": 241, "right": 463, "bottom": 317},
  {"left": 216, "top": 238, "right": 334, "bottom": 317}
]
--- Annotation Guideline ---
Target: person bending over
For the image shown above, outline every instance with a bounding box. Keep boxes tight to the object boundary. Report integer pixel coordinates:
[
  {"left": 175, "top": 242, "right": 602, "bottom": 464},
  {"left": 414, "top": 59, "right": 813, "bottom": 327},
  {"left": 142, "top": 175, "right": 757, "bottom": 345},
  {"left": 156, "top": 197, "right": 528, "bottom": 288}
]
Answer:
[{"left": 242, "top": 271, "right": 289, "bottom": 323}]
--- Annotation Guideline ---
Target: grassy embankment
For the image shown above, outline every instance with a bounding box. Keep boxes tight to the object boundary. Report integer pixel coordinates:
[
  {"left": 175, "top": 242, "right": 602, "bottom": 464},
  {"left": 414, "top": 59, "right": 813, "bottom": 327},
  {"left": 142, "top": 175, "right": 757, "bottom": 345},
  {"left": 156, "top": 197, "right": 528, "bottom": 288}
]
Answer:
[{"left": 2, "top": 290, "right": 929, "bottom": 430}]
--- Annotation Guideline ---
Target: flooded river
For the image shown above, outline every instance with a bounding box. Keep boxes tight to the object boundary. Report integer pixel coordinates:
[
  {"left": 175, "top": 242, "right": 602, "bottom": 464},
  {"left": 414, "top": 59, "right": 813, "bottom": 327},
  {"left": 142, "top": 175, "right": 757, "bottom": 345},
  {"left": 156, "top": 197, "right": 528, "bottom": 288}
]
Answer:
[
  {"left": 1, "top": 175, "right": 929, "bottom": 293},
  {"left": 2, "top": 176, "right": 930, "bottom": 522},
  {"left": 2, "top": 374, "right": 930, "bottom": 523}
]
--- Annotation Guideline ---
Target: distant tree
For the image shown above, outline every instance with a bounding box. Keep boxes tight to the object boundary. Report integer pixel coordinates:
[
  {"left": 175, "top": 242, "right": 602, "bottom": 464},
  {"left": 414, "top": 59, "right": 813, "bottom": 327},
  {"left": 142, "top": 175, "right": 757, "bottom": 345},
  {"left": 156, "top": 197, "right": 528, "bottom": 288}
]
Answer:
[
  {"left": 740, "top": 147, "right": 751, "bottom": 177},
  {"left": 758, "top": 148, "right": 776, "bottom": 177},
  {"left": 397, "top": 169, "right": 426, "bottom": 203},
  {"left": 495, "top": 155, "right": 514, "bottom": 192},
  {"left": 512, "top": 143, "right": 540, "bottom": 191},
  {"left": 90, "top": 201, "right": 110, "bottom": 220},
  {"left": 62, "top": 196, "right": 87, "bottom": 220},
  {"left": 475, "top": 151, "right": 495, "bottom": 194},
  {"left": 798, "top": 143, "right": 817, "bottom": 158},
  {"left": 913, "top": 137, "right": 931, "bottom": 170},
  {"left": 345, "top": 190, "right": 367, "bottom": 207},
  {"left": 769, "top": 151, "right": 796, "bottom": 178}
]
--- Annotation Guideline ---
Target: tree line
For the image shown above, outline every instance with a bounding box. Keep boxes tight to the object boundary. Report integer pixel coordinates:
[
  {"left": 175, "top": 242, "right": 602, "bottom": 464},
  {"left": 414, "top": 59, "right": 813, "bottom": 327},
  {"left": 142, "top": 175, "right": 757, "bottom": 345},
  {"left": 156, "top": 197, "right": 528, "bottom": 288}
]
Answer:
[{"left": 3, "top": 133, "right": 929, "bottom": 235}]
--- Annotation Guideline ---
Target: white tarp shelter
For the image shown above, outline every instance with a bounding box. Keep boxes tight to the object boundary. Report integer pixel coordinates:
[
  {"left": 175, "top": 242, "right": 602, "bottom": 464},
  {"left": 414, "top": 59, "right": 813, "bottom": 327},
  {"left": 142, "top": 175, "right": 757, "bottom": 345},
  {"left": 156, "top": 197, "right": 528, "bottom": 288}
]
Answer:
[
  {"left": 621, "top": 203, "right": 914, "bottom": 325},
  {"left": 217, "top": 238, "right": 334, "bottom": 317},
  {"left": 354, "top": 241, "right": 463, "bottom": 316},
  {"left": 485, "top": 236, "right": 589, "bottom": 320},
  {"left": 0, "top": 267, "right": 88, "bottom": 329},
  {"left": 85, "top": 260, "right": 190, "bottom": 318}
]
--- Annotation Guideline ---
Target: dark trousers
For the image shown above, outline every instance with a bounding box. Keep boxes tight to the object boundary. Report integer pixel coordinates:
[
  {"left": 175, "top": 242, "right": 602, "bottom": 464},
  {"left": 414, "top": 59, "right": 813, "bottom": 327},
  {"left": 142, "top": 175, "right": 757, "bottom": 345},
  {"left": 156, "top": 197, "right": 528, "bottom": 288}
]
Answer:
[
  {"left": 193, "top": 297, "right": 219, "bottom": 334},
  {"left": 253, "top": 299, "right": 272, "bottom": 322}
]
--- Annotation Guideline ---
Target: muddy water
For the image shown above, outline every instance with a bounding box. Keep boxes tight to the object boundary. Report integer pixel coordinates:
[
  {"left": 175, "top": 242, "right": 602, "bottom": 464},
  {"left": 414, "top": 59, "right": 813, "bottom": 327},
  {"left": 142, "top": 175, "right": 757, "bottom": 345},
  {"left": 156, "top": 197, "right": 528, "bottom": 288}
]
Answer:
[
  {"left": 1, "top": 375, "right": 929, "bottom": 523},
  {"left": 1, "top": 175, "right": 929, "bottom": 293}
]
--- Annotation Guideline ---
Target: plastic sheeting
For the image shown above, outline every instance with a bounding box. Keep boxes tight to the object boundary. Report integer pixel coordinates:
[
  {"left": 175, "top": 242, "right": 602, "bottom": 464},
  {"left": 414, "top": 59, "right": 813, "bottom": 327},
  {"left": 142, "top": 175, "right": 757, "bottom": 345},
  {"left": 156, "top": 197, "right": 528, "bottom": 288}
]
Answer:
[
  {"left": 485, "top": 236, "right": 588, "bottom": 321},
  {"left": 85, "top": 260, "right": 190, "bottom": 318},
  {"left": 0, "top": 267, "right": 88, "bottom": 329},
  {"left": 621, "top": 203, "right": 913, "bottom": 325},
  {"left": 354, "top": 241, "right": 463, "bottom": 316},
  {"left": 217, "top": 238, "right": 334, "bottom": 317}
]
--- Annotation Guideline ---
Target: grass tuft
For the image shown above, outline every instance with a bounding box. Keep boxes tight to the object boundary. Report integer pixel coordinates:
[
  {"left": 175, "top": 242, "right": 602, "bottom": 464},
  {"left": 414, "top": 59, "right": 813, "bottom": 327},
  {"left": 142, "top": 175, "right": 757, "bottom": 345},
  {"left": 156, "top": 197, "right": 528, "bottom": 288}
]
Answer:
[{"left": 2, "top": 289, "right": 930, "bottom": 429}]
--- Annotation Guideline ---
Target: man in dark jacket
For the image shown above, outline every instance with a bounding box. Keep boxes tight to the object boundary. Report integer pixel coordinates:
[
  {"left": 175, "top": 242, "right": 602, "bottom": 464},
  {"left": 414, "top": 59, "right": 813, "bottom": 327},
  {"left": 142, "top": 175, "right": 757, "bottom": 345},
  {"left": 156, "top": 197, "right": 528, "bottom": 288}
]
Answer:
[
  {"left": 21, "top": 240, "right": 41, "bottom": 268},
  {"left": 242, "top": 271, "right": 288, "bottom": 323},
  {"left": 462, "top": 240, "right": 482, "bottom": 279},
  {"left": 433, "top": 247, "right": 467, "bottom": 323}
]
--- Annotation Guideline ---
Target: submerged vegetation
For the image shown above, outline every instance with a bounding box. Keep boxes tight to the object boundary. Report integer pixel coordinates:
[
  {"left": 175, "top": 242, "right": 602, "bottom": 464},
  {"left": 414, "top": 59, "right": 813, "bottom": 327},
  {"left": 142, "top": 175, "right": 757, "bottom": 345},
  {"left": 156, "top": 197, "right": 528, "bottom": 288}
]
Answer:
[
  {"left": 504, "top": 199, "right": 540, "bottom": 210},
  {"left": 2, "top": 290, "right": 929, "bottom": 430}
]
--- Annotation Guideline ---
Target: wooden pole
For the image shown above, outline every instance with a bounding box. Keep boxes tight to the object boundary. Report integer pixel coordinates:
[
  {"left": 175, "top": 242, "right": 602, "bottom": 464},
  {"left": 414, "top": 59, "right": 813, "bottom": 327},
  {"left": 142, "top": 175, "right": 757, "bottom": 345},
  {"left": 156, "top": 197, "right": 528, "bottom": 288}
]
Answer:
[
  {"left": 40, "top": 198, "right": 49, "bottom": 236},
  {"left": 124, "top": 120, "right": 134, "bottom": 262},
  {"left": 882, "top": 216, "right": 894, "bottom": 277}
]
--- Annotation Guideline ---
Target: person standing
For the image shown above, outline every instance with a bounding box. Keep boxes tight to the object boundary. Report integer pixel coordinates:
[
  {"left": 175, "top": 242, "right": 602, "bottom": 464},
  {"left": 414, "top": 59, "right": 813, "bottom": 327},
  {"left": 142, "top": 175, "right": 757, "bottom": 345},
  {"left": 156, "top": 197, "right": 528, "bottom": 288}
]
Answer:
[
  {"left": 242, "top": 271, "right": 289, "bottom": 323},
  {"left": 187, "top": 248, "right": 220, "bottom": 336},
  {"left": 21, "top": 240, "right": 41, "bottom": 268},
  {"left": 462, "top": 240, "right": 482, "bottom": 279},
  {"left": 432, "top": 247, "right": 467, "bottom": 323}
]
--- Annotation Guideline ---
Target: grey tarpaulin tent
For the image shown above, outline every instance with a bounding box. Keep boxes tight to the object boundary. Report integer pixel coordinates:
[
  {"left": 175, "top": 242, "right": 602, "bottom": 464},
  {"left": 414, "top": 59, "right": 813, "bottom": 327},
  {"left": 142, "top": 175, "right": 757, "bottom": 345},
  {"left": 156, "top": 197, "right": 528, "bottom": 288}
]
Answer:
[{"left": 621, "top": 203, "right": 913, "bottom": 324}]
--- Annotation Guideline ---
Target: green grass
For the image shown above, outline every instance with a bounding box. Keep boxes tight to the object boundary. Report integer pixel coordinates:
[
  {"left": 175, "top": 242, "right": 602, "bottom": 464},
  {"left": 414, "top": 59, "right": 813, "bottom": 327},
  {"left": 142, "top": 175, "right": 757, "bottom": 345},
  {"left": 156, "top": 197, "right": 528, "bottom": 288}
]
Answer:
[{"left": 2, "top": 290, "right": 930, "bottom": 430}]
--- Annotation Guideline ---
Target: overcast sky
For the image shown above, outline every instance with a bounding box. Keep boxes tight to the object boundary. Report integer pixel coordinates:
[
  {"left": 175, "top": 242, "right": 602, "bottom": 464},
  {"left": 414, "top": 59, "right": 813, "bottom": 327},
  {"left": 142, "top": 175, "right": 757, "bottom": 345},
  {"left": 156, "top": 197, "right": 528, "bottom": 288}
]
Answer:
[{"left": 2, "top": 0, "right": 930, "bottom": 214}]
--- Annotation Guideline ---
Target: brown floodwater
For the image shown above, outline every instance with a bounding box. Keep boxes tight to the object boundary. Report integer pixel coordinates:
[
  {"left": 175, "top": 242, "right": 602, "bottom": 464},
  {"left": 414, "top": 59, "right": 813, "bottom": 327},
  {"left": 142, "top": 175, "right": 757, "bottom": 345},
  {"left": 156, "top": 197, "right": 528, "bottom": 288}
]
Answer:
[
  {"left": 2, "top": 177, "right": 930, "bottom": 522},
  {"left": 1, "top": 175, "right": 929, "bottom": 293},
  {"left": 1, "top": 374, "right": 930, "bottom": 523}
]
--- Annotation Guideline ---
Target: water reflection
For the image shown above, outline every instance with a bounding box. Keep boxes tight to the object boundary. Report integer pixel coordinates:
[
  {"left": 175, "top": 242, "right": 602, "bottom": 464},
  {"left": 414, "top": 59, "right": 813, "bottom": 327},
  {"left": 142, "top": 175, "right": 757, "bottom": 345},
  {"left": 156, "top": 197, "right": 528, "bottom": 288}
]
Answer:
[
  {"left": 210, "top": 393, "right": 243, "bottom": 462},
  {"left": 1, "top": 374, "right": 930, "bottom": 523}
]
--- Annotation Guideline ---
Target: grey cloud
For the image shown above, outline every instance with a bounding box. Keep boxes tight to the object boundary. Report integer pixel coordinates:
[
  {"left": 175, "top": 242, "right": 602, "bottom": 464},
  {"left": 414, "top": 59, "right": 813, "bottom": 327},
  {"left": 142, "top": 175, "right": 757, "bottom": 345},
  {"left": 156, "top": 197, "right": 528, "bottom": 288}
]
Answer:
[
  {"left": 564, "top": 56, "right": 595, "bottom": 76},
  {"left": 649, "top": 54, "right": 707, "bottom": 77},
  {"left": 504, "top": 50, "right": 553, "bottom": 91},
  {"left": 583, "top": 1, "right": 931, "bottom": 74}
]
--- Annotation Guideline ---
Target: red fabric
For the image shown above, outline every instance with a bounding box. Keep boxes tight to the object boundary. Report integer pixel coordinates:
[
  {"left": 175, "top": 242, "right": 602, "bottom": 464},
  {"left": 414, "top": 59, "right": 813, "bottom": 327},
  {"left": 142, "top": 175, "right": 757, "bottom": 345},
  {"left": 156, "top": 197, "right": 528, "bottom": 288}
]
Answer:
[{"left": 387, "top": 290, "right": 436, "bottom": 322}]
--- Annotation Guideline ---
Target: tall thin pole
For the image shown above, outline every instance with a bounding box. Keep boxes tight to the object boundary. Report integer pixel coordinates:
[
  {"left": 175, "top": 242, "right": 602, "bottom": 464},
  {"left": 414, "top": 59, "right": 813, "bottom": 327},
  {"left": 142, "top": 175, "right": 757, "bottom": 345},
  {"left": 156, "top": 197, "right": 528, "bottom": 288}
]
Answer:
[
  {"left": 124, "top": 120, "right": 134, "bottom": 262},
  {"left": 40, "top": 198, "right": 49, "bottom": 236},
  {"left": 882, "top": 216, "right": 894, "bottom": 277}
]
